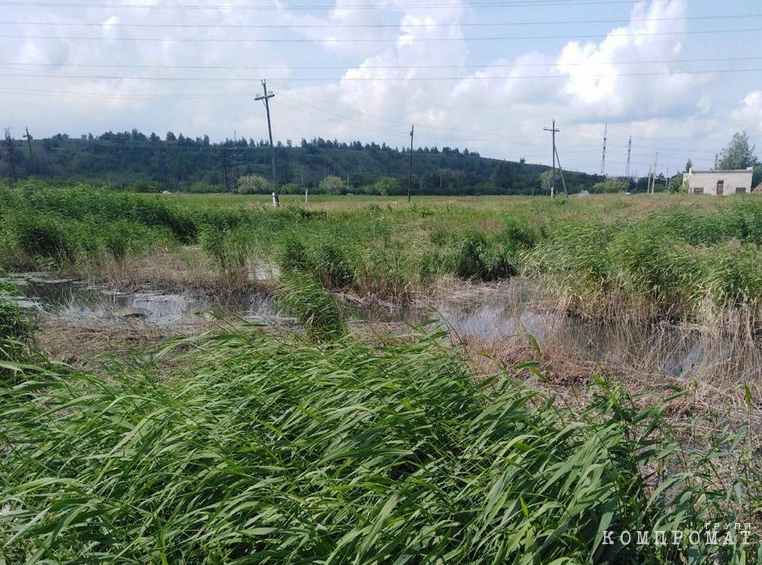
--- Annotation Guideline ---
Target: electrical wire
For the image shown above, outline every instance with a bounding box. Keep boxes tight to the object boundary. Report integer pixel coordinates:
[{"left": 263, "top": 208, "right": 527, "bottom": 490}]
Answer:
[
  {"left": 3, "top": 56, "right": 762, "bottom": 71},
  {"left": 3, "top": 27, "right": 761, "bottom": 43},
  {"left": 3, "top": 13, "right": 760, "bottom": 29},
  {"left": 3, "top": 67, "right": 760, "bottom": 81}
]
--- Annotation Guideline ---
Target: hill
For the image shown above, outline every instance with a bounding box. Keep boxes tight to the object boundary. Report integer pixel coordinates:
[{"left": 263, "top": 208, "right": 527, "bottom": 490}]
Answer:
[{"left": 2, "top": 130, "right": 606, "bottom": 195}]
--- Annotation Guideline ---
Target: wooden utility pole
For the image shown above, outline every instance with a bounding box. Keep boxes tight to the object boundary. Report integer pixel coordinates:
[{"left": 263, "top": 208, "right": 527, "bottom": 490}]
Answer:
[
  {"left": 554, "top": 145, "right": 568, "bottom": 199},
  {"left": 221, "top": 145, "right": 230, "bottom": 192},
  {"left": 543, "top": 120, "right": 560, "bottom": 198},
  {"left": 3, "top": 128, "right": 16, "bottom": 186},
  {"left": 23, "top": 128, "right": 33, "bottom": 160},
  {"left": 408, "top": 124, "right": 414, "bottom": 203},
  {"left": 255, "top": 79, "right": 278, "bottom": 204}
]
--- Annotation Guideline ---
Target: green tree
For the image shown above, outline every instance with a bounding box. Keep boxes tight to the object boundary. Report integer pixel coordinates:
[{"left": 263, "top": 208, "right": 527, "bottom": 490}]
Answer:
[
  {"left": 280, "top": 183, "right": 302, "bottom": 195},
  {"left": 719, "top": 132, "right": 758, "bottom": 170},
  {"left": 319, "top": 175, "right": 344, "bottom": 195},
  {"left": 237, "top": 174, "right": 272, "bottom": 194},
  {"left": 668, "top": 174, "right": 686, "bottom": 193},
  {"left": 374, "top": 177, "right": 405, "bottom": 196}
]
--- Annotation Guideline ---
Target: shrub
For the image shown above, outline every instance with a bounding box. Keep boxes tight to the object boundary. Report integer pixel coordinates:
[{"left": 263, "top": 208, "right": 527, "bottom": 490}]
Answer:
[
  {"left": 8, "top": 214, "right": 74, "bottom": 265},
  {"left": 237, "top": 174, "right": 273, "bottom": 195},
  {"left": 318, "top": 175, "right": 345, "bottom": 195}
]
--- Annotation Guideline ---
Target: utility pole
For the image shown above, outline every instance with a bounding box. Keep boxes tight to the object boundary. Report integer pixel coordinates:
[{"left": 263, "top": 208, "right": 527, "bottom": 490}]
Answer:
[
  {"left": 408, "top": 124, "right": 414, "bottom": 203},
  {"left": 553, "top": 145, "right": 568, "bottom": 199},
  {"left": 3, "top": 128, "right": 16, "bottom": 186},
  {"left": 649, "top": 151, "right": 659, "bottom": 194},
  {"left": 714, "top": 153, "right": 719, "bottom": 170},
  {"left": 255, "top": 79, "right": 278, "bottom": 204},
  {"left": 600, "top": 122, "right": 608, "bottom": 176},
  {"left": 221, "top": 145, "right": 230, "bottom": 192},
  {"left": 543, "top": 120, "right": 560, "bottom": 198},
  {"left": 625, "top": 136, "right": 632, "bottom": 179},
  {"left": 232, "top": 130, "right": 240, "bottom": 184},
  {"left": 23, "top": 127, "right": 33, "bottom": 160}
]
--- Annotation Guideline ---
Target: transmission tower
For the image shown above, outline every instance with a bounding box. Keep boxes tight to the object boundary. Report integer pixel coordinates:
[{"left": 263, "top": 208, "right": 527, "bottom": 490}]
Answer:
[{"left": 625, "top": 136, "right": 632, "bottom": 179}]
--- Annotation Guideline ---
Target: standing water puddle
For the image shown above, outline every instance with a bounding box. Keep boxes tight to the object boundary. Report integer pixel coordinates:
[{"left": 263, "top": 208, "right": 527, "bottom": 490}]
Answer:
[
  {"left": 3, "top": 275, "right": 760, "bottom": 382},
  {"left": 400, "top": 280, "right": 762, "bottom": 381},
  {"left": 3, "top": 274, "right": 278, "bottom": 326}
]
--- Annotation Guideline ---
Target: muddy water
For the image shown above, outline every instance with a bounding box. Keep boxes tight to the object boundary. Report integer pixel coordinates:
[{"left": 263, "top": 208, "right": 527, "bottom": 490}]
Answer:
[
  {"left": 4, "top": 274, "right": 761, "bottom": 382},
  {"left": 3, "top": 274, "right": 278, "bottom": 325},
  {"left": 402, "top": 280, "right": 762, "bottom": 382}
]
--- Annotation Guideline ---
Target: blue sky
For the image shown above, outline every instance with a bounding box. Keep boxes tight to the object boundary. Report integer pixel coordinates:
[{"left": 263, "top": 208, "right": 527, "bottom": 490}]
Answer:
[{"left": 3, "top": 0, "right": 762, "bottom": 176}]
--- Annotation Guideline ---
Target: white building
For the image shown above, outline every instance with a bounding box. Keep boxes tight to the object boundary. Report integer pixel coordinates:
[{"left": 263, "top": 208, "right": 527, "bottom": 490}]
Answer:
[{"left": 682, "top": 167, "right": 754, "bottom": 195}]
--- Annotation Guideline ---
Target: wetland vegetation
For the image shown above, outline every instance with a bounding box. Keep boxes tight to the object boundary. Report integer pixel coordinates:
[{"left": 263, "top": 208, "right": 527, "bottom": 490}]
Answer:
[{"left": 1, "top": 181, "right": 761, "bottom": 562}]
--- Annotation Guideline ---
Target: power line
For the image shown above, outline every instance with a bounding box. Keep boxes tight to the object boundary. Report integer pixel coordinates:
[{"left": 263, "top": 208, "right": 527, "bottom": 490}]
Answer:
[
  {"left": 4, "top": 13, "right": 760, "bottom": 29},
  {"left": 4, "top": 66, "right": 762, "bottom": 82},
  {"left": 3, "top": 28, "right": 761, "bottom": 43},
  {"left": 4, "top": 55, "right": 762, "bottom": 71},
  {"left": 0, "top": 0, "right": 744, "bottom": 10}
]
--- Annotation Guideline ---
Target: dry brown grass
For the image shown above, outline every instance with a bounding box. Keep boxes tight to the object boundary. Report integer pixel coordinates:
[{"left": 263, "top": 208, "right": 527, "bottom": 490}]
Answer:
[
  {"left": 68, "top": 246, "right": 276, "bottom": 293},
  {"left": 34, "top": 316, "right": 212, "bottom": 372}
]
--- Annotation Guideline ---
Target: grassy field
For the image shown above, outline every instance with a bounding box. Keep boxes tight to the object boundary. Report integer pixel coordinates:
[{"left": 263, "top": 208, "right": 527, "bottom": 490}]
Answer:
[
  {"left": 1, "top": 308, "right": 758, "bottom": 563},
  {"left": 1, "top": 181, "right": 761, "bottom": 324},
  {"left": 1, "top": 181, "right": 761, "bottom": 562}
]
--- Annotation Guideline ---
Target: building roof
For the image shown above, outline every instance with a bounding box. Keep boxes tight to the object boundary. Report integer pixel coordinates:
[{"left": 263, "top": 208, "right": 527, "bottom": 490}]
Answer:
[{"left": 688, "top": 168, "right": 754, "bottom": 175}]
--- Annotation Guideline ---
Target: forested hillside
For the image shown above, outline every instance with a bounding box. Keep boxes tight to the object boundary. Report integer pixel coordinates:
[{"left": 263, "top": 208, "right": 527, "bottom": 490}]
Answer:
[{"left": 2, "top": 130, "right": 608, "bottom": 195}]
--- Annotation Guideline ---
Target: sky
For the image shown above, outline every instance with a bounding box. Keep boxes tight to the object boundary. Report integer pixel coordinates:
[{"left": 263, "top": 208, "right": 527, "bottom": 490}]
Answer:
[{"left": 2, "top": 0, "right": 762, "bottom": 176}]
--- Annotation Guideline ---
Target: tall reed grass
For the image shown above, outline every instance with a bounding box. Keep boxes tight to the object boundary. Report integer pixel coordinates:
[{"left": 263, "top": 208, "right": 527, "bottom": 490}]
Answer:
[
  {"left": 1, "top": 328, "right": 756, "bottom": 563},
  {"left": 2, "top": 181, "right": 762, "bottom": 325}
]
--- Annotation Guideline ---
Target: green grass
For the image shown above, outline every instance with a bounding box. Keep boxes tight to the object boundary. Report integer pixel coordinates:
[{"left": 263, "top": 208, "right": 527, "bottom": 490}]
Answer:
[
  {"left": 1, "top": 327, "right": 756, "bottom": 563},
  {"left": 2, "top": 181, "right": 762, "bottom": 321}
]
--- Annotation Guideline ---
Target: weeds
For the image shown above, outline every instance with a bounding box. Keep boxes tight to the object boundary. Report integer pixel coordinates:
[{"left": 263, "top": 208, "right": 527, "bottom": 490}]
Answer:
[
  {"left": 2, "top": 182, "right": 762, "bottom": 327},
  {"left": 276, "top": 272, "right": 345, "bottom": 340},
  {"left": 0, "top": 328, "right": 756, "bottom": 563}
]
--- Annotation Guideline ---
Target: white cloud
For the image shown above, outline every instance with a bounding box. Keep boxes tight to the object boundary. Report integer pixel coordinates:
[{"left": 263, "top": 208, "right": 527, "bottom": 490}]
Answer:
[
  {"left": 732, "top": 91, "right": 762, "bottom": 132},
  {"left": 3, "top": 0, "right": 759, "bottom": 174}
]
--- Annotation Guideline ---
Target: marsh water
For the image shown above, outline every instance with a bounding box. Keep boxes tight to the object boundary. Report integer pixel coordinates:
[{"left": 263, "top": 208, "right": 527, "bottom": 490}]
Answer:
[
  {"left": 4, "top": 273, "right": 761, "bottom": 382},
  {"left": 2, "top": 274, "right": 277, "bottom": 325}
]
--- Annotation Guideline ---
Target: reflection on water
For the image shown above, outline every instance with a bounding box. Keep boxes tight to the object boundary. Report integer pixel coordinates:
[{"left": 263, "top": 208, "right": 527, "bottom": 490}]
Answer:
[
  {"left": 402, "top": 280, "right": 762, "bottom": 382},
  {"left": 4, "top": 274, "right": 761, "bottom": 382},
  {"left": 3, "top": 274, "right": 277, "bottom": 325}
]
